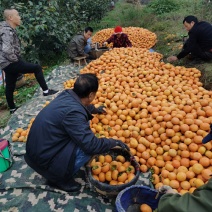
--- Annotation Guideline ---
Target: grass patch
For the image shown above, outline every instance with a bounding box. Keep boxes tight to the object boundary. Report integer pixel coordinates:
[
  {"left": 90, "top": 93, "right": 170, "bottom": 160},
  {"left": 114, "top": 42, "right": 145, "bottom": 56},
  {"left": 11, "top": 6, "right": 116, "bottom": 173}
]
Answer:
[
  {"left": 0, "top": 110, "right": 10, "bottom": 129},
  {"left": 91, "top": 1, "right": 148, "bottom": 31}
]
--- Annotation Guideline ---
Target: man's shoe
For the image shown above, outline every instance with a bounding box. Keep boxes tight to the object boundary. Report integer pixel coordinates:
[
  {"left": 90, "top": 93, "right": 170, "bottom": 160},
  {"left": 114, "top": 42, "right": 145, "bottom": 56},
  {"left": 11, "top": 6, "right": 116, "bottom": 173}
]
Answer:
[
  {"left": 10, "top": 107, "right": 19, "bottom": 114},
  {"left": 187, "top": 54, "right": 196, "bottom": 60},
  {"left": 43, "top": 89, "right": 58, "bottom": 96},
  {"left": 47, "top": 179, "right": 81, "bottom": 192}
]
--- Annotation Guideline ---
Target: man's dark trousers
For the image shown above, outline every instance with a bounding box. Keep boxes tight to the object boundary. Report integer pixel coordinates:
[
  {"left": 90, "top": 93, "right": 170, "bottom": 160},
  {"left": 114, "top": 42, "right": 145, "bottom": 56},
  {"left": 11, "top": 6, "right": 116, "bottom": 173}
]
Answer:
[{"left": 4, "top": 59, "right": 48, "bottom": 109}]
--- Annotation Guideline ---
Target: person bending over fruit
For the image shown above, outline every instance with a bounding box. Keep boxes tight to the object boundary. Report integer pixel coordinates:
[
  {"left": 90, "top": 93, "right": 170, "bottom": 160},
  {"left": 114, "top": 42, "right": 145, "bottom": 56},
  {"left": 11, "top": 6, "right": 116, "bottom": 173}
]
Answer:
[{"left": 25, "top": 73, "right": 129, "bottom": 192}]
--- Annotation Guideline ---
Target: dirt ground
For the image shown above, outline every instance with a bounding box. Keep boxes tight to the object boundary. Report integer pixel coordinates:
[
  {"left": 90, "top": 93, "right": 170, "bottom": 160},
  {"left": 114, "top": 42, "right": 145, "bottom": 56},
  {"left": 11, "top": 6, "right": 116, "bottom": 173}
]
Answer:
[
  {"left": 195, "top": 63, "right": 212, "bottom": 90},
  {"left": 181, "top": 59, "right": 212, "bottom": 90}
]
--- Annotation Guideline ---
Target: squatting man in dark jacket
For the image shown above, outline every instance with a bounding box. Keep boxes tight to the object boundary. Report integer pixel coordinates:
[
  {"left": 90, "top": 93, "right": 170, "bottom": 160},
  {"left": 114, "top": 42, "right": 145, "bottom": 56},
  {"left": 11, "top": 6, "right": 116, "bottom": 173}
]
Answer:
[
  {"left": 24, "top": 73, "right": 129, "bottom": 192},
  {"left": 167, "top": 15, "right": 212, "bottom": 62}
]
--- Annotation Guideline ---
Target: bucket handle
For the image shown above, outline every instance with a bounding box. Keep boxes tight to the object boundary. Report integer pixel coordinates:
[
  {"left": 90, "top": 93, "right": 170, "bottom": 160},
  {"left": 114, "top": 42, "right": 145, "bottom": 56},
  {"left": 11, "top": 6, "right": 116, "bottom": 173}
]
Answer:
[
  {"left": 0, "top": 140, "right": 13, "bottom": 164},
  {"left": 0, "top": 150, "right": 13, "bottom": 164}
]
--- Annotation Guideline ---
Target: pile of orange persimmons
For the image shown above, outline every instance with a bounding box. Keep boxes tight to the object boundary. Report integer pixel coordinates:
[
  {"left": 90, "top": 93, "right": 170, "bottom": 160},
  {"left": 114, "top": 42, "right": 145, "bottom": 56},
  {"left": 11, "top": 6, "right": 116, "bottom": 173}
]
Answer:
[
  {"left": 11, "top": 45, "right": 212, "bottom": 194},
  {"left": 78, "top": 47, "right": 212, "bottom": 194},
  {"left": 92, "top": 27, "right": 157, "bottom": 49},
  {"left": 90, "top": 154, "right": 136, "bottom": 185},
  {"left": 64, "top": 79, "right": 75, "bottom": 90},
  {"left": 11, "top": 101, "right": 50, "bottom": 142},
  {"left": 11, "top": 118, "right": 35, "bottom": 142}
]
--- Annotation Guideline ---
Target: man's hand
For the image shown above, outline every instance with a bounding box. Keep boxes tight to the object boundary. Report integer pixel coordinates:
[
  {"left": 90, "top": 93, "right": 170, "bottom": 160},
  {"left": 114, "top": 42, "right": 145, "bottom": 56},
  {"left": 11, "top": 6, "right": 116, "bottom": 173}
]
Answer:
[
  {"left": 158, "top": 185, "right": 178, "bottom": 194},
  {"left": 115, "top": 140, "right": 130, "bottom": 151},
  {"left": 166, "top": 189, "right": 178, "bottom": 194},
  {"left": 91, "top": 43, "right": 95, "bottom": 48},
  {"left": 97, "top": 105, "right": 106, "bottom": 114},
  {"left": 167, "top": 56, "right": 178, "bottom": 62}
]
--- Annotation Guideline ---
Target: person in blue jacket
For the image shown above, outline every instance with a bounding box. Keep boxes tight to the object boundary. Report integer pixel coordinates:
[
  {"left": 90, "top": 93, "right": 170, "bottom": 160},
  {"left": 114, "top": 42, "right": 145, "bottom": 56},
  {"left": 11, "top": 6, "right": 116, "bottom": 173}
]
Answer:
[
  {"left": 84, "top": 37, "right": 92, "bottom": 54},
  {"left": 24, "top": 73, "right": 129, "bottom": 192}
]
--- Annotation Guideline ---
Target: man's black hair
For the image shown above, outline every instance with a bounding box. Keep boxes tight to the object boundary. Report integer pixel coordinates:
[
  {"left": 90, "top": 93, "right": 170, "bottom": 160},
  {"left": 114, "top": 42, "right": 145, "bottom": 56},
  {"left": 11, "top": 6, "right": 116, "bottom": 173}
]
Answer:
[
  {"left": 183, "top": 16, "right": 198, "bottom": 24},
  {"left": 73, "top": 73, "right": 98, "bottom": 98},
  {"left": 84, "top": 27, "right": 93, "bottom": 33}
]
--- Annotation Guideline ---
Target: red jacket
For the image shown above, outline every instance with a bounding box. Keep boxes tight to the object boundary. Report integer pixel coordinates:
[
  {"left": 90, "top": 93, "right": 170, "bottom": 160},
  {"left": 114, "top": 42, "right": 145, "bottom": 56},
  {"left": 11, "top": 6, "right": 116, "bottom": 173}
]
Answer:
[{"left": 106, "top": 33, "right": 132, "bottom": 48}]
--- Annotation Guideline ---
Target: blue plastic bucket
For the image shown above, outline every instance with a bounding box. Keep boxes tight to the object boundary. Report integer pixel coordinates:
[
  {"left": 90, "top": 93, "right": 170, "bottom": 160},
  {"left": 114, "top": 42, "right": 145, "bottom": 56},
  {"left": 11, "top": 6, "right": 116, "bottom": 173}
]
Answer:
[{"left": 115, "top": 185, "right": 164, "bottom": 212}]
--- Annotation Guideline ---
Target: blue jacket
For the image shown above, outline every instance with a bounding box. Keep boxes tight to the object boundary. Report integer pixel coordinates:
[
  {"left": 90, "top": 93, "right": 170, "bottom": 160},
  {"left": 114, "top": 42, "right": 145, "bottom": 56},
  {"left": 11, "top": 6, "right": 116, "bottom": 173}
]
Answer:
[{"left": 25, "top": 89, "right": 116, "bottom": 179}]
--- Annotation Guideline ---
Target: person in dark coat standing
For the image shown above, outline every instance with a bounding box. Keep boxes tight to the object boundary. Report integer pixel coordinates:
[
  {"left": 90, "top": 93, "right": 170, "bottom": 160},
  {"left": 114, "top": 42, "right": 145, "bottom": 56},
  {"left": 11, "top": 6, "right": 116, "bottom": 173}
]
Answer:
[
  {"left": 167, "top": 15, "right": 212, "bottom": 62},
  {"left": 24, "top": 73, "right": 129, "bottom": 192}
]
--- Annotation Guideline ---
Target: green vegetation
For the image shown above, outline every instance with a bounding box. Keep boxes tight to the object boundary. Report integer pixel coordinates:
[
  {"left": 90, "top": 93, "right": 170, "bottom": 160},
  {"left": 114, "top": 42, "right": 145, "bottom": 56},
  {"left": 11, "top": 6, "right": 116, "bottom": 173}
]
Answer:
[
  {"left": 147, "top": 0, "right": 179, "bottom": 15},
  {"left": 0, "top": 0, "right": 111, "bottom": 64}
]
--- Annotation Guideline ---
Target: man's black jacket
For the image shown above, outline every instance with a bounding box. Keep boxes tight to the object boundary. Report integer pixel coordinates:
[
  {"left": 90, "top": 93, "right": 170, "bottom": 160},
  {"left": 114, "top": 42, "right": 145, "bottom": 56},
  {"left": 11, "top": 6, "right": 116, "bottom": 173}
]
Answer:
[{"left": 177, "top": 21, "right": 212, "bottom": 59}]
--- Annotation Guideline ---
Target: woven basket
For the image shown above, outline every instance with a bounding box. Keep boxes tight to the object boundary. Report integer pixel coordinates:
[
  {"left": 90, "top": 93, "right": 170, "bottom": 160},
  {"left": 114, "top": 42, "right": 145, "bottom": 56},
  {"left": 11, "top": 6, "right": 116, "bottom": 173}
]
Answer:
[
  {"left": 86, "top": 148, "right": 140, "bottom": 197},
  {"left": 115, "top": 185, "right": 164, "bottom": 212}
]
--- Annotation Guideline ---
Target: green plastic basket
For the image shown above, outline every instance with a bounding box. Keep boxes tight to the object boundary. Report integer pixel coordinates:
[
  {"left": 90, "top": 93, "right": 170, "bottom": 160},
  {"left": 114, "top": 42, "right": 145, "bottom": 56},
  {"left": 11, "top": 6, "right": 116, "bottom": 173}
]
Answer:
[{"left": 0, "top": 139, "right": 13, "bottom": 173}]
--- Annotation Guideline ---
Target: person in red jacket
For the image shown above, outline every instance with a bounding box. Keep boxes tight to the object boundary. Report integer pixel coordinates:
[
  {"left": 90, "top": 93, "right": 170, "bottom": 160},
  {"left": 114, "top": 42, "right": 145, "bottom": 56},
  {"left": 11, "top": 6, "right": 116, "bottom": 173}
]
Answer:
[
  {"left": 103, "top": 26, "right": 132, "bottom": 48},
  {"left": 167, "top": 15, "right": 212, "bottom": 62}
]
